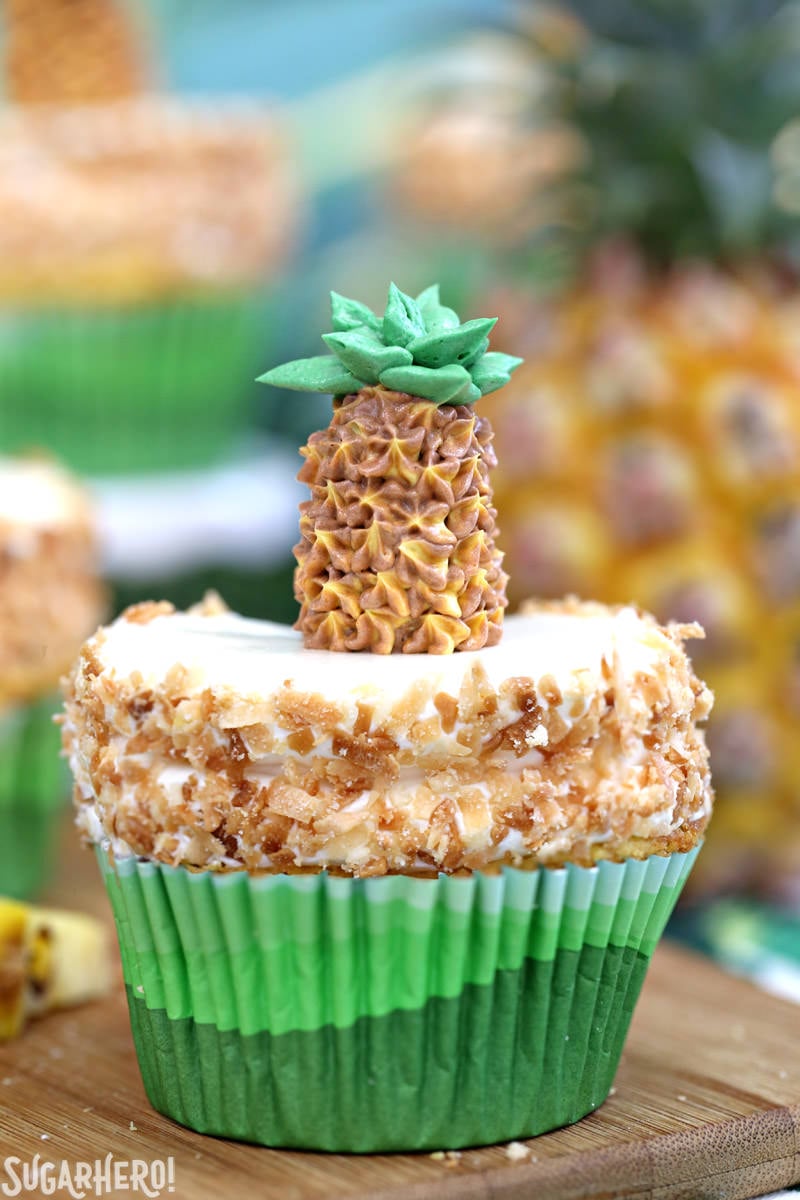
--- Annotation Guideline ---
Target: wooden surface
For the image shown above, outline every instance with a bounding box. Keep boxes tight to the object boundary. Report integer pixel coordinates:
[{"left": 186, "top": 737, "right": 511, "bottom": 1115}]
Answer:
[{"left": 1, "top": 817, "right": 799, "bottom": 1200}]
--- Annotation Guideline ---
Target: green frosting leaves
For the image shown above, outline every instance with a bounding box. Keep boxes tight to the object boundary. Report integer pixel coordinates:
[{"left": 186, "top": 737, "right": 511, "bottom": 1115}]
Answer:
[
  {"left": 469, "top": 352, "right": 525, "bottom": 397},
  {"left": 383, "top": 283, "right": 427, "bottom": 348},
  {"left": 256, "top": 355, "right": 362, "bottom": 396},
  {"left": 330, "top": 292, "right": 382, "bottom": 335},
  {"left": 417, "top": 286, "right": 460, "bottom": 333},
  {"left": 258, "top": 283, "right": 523, "bottom": 405},
  {"left": 379, "top": 363, "right": 481, "bottom": 407},
  {"left": 321, "top": 331, "right": 412, "bottom": 384},
  {"left": 408, "top": 318, "right": 496, "bottom": 369}
]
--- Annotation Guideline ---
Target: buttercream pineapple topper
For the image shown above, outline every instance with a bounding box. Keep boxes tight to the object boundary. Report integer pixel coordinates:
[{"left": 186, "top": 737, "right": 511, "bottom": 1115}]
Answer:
[{"left": 259, "top": 284, "right": 522, "bottom": 654}]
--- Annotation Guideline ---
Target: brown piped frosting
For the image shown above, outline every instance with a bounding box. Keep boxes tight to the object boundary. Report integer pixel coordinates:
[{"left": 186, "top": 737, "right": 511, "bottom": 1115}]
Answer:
[{"left": 294, "top": 387, "right": 508, "bottom": 654}]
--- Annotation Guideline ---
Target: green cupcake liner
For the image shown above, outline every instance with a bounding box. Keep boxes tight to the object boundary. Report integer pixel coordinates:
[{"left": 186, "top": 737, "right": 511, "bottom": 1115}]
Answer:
[
  {"left": 0, "top": 695, "right": 67, "bottom": 899},
  {"left": 0, "top": 292, "right": 273, "bottom": 476},
  {"left": 98, "top": 846, "right": 699, "bottom": 1152}
]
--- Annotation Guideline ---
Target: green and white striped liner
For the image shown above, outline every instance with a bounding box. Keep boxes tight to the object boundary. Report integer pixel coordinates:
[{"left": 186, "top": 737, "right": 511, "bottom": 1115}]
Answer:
[
  {"left": 0, "top": 695, "right": 66, "bottom": 899},
  {"left": 0, "top": 292, "right": 270, "bottom": 476},
  {"left": 98, "top": 845, "right": 700, "bottom": 1151}
]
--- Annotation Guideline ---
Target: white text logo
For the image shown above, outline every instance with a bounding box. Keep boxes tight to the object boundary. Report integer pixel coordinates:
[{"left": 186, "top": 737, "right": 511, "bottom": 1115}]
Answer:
[{"left": 2, "top": 1155, "right": 176, "bottom": 1197}]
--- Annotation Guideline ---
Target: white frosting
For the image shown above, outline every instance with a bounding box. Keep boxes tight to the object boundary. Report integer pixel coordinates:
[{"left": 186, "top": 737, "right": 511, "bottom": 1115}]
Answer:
[
  {"left": 96, "top": 606, "right": 671, "bottom": 715},
  {"left": 0, "top": 457, "right": 88, "bottom": 531}
]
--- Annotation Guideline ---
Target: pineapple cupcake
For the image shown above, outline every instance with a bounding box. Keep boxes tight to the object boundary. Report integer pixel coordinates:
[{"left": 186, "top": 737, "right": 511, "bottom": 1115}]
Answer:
[
  {"left": 1, "top": 456, "right": 104, "bottom": 898},
  {"left": 63, "top": 286, "right": 713, "bottom": 1151},
  {"left": 0, "top": 0, "right": 299, "bottom": 475}
]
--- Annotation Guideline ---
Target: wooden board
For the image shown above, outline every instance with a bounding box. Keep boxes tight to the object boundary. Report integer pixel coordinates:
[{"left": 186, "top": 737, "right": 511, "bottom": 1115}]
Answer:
[{"left": 1, "top": 818, "right": 799, "bottom": 1200}]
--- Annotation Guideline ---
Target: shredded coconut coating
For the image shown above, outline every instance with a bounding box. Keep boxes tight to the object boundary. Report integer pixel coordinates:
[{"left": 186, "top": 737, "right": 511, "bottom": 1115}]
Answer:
[
  {"left": 0, "top": 99, "right": 297, "bottom": 303},
  {"left": 63, "top": 595, "right": 714, "bottom": 877},
  {"left": 1, "top": 490, "right": 104, "bottom": 706},
  {"left": 294, "top": 388, "right": 508, "bottom": 654}
]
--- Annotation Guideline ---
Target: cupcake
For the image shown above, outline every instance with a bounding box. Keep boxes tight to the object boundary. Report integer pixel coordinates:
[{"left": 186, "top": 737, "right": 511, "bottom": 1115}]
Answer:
[
  {"left": 63, "top": 285, "right": 713, "bottom": 1151},
  {"left": 1, "top": 456, "right": 104, "bottom": 898},
  {"left": 0, "top": 0, "right": 299, "bottom": 476}
]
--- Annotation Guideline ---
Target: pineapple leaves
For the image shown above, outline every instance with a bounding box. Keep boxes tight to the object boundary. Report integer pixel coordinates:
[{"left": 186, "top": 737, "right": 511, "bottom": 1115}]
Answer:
[
  {"left": 322, "top": 331, "right": 413, "bottom": 384},
  {"left": 258, "top": 283, "right": 523, "bottom": 404},
  {"left": 383, "top": 283, "right": 427, "bottom": 347},
  {"left": 379, "top": 363, "right": 481, "bottom": 407},
  {"left": 470, "top": 352, "right": 525, "bottom": 396},
  {"left": 330, "top": 292, "right": 382, "bottom": 334},
  {"left": 425, "top": 306, "right": 460, "bottom": 332},
  {"left": 415, "top": 283, "right": 441, "bottom": 317},
  {"left": 408, "top": 318, "right": 497, "bottom": 369},
  {"left": 257, "top": 356, "right": 362, "bottom": 396}
]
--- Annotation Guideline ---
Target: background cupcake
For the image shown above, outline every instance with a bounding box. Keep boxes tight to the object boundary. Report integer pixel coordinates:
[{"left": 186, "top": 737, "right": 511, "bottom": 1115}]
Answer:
[
  {"left": 63, "top": 287, "right": 713, "bottom": 1150},
  {"left": 0, "top": 0, "right": 299, "bottom": 477},
  {"left": 1, "top": 455, "right": 104, "bottom": 899}
]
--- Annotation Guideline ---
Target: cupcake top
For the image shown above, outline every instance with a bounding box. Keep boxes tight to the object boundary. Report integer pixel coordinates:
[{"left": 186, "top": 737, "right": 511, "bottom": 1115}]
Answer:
[
  {"left": 1, "top": 456, "right": 104, "bottom": 704},
  {"left": 63, "top": 593, "right": 713, "bottom": 876},
  {"left": 82, "top": 593, "right": 668, "bottom": 704},
  {"left": 0, "top": 456, "right": 92, "bottom": 534}
]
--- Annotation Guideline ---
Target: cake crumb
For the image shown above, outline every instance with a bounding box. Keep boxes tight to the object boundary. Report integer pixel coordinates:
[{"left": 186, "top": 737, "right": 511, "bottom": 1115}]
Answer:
[
  {"left": 505, "top": 1142, "right": 530, "bottom": 1162},
  {"left": 677, "top": 1094, "right": 687, "bottom": 1102},
  {"left": 609, "top": 1087, "right": 617, "bottom": 1096},
  {"left": 444, "top": 1151, "right": 462, "bottom": 1168},
  {"left": 430, "top": 1151, "right": 445, "bottom": 1161},
  {"left": 40, "top": 1134, "right": 50, "bottom": 1142},
  {"left": 129, "top": 1121, "right": 138, "bottom": 1131},
  {"left": 82, "top": 1107, "right": 94, "bottom": 1113}
]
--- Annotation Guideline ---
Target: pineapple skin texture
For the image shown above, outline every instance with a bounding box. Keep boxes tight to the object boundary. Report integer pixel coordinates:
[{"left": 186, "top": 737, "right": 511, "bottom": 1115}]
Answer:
[
  {"left": 294, "top": 386, "right": 508, "bottom": 653},
  {"left": 483, "top": 264, "right": 800, "bottom": 891}
]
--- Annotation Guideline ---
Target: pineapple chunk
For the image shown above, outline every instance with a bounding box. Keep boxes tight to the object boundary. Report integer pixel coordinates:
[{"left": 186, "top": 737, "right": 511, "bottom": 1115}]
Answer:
[
  {"left": 0, "top": 900, "right": 27, "bottom": 1040},
  {"left": 0, "top": 899, "right": 111, "bottom": 1040}
]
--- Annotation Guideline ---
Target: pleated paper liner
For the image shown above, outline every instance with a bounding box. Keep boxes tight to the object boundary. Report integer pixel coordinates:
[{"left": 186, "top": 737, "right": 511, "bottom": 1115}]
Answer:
[
  {"left": 98, "top": 845, "right": 700, "bottom": 1152},
  {"left": 0, "top": 695, "right": 66, "bottom": 899},
  {"left": 0, "top": 291, "right": 271, "bottom": 476}
]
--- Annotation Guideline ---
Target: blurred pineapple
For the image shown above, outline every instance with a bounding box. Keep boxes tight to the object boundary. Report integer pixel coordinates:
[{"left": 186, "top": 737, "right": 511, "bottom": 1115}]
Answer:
[
  {"left": 392, "top": 19, "right": 585, "bottom": 252},
  {"left": 477, "top": 1, "right": 800, "bottom": 898}
]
